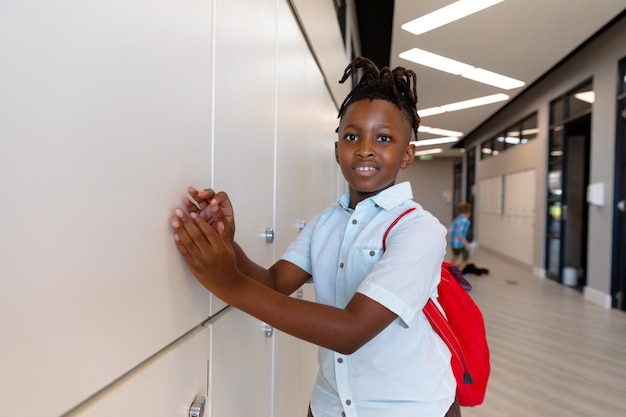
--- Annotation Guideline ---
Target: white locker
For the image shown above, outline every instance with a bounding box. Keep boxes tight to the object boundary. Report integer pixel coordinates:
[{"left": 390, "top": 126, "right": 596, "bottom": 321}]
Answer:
[
  {"left": 64, "top": 325, "right": 210, "bottom": 417},
  {"left": 208, "top": 308, "right": 273, "bottom": 417},
  {"left": 0, "top": 1, "right": 213, "bottom": 416},
  {"left": 211, "top": 0, "right": 277, "bottom": 267},
  {"left": 1, "top": 0, "right": 346, "bottom": 415}
]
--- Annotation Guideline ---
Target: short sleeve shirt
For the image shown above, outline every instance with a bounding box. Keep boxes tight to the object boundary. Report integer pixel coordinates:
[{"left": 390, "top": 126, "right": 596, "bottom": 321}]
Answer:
[
  {"left": 281, "top": 182, "right": 456, "bottom": 417},
  {"left": 449, "top": 215, "right": 470, "bottom": 249}
]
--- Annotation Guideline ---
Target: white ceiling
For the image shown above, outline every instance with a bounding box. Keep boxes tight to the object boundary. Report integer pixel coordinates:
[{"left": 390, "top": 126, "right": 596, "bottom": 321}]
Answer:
[{"left": 388, "top": 0, "right": 626, "bottom": 157}]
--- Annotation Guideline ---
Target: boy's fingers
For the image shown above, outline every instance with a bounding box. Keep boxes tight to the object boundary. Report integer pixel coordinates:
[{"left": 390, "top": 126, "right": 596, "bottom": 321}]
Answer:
[
  {"left": 183, "top": 197, "right": 200, "bottom": 213},
  {"left": 171, "top": 216, "right": 203, "bottom": 261}
]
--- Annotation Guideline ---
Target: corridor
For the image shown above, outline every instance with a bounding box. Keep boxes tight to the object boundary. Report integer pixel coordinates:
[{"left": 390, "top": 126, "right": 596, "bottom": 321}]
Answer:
[{"left": 459, "top": 250, "right": 626, "bottom": 417}]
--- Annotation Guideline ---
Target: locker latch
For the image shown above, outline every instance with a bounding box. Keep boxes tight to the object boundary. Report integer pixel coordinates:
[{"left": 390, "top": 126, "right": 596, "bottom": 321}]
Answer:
[{"left": 189, "top": 395, "right": 206, "bottom": 417}]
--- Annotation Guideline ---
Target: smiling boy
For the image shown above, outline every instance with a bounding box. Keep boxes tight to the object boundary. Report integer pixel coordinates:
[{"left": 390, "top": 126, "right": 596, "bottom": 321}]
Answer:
[{"left": 170, "top": 57, "right": 459, "bottom": 417}]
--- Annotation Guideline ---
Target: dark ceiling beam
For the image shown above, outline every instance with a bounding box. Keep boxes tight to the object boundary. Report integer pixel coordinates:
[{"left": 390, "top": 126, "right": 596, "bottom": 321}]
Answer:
[{"left": 354, "top": 0, "right": 395, "bottom": 69}]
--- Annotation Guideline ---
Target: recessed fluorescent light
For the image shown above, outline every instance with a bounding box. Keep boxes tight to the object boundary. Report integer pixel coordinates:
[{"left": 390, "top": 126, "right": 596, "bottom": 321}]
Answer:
[
  {"left": 415, "top": 148, "right": 443, "bottom": 156},
  {"left": 402, "top": 0, "right": 505, "bottom": 36},
  {"left": 462, "top": 67, "right": 525, "bottom": 90},
  {"left": 399, "top": 49, "right": 473, "bottom": 75},
  {"left": 418, "top": 126, "right": 463, "bottom": 137},
  {"left": 419, "top": 94, "right": 509, "bottom": 117},
  {"left": 399, "top": 48, "right": 525, "bottom": 90},
  {"left": 418, "top": 107, "right": 446, "bottom": 117},
  {"left": 441, "top": 93, "right": 509, "bottom": 112},
  {"left": 411, "top": 137, "right": 459, "bottom": 147},
  {"left": 574, "top": 91, "right": 595, "bottom": 103}
]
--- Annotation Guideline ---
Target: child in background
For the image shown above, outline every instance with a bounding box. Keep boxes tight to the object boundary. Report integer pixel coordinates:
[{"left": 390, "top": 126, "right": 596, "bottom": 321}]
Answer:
[
  {"left": 449, "top": 202, "right": 472, "bottom": 272},
  {"left": 170, "top": 57, "right": 460, "bottom": 417}
]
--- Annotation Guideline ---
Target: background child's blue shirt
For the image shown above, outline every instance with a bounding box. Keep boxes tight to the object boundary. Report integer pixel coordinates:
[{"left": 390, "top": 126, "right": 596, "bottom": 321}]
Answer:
[
  {"left": 449, "top": 214, "right": 470, "bottom": 249},
  {"left": 281, "top": 182, "right": 456, "bottom": 417}
]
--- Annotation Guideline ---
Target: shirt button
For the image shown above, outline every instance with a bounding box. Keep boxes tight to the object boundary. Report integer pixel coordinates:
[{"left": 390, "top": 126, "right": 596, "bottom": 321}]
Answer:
[
  {"left": 339, "top": 262, "right": 344, "bottom": 268},
  {"left": 337, "top": 358, "right": 343, "bottom": 363},
  {"left": 369, "top": 250, "right": 375, "bottom": 256},
  {"left": 342, "top": 413, "right": 346, "bottom": 417},
  {"left": 351, "top": 219, "right": 357, "bottom": 224},
  {"left": 345, "top": 400, "right": 351, "bottom": 406}
]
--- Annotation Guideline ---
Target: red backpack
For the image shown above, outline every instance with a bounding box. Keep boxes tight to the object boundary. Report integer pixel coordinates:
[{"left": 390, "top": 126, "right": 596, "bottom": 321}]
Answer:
[{"left": 383, "top": 208, "right": 490, "bottom": 407}]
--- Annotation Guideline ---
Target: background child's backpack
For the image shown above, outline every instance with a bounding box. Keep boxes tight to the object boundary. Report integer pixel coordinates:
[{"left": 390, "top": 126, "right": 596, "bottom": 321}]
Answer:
[{"left": 383, "top": 208, "right": 490, "bottom": 406}]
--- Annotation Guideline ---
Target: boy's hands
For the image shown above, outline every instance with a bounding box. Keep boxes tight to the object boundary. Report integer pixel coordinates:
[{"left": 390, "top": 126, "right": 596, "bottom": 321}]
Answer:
[
  {"left": 170, "top": 207, "right": 240, "bottom": 297},
  {"left": 184, "top": 187, "right": 235, "bottom": 243}
]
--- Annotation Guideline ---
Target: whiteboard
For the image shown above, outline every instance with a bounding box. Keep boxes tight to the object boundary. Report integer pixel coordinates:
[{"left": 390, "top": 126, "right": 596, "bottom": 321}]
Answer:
[
  {"left": 478, "top": 176, "right": 503, "bottom": 214},
  {"left": 0, "top": 1, "right": 213, "bottom": 415},
  {"left": 504, "top": 169, "right": 536, "bottom": 217}
]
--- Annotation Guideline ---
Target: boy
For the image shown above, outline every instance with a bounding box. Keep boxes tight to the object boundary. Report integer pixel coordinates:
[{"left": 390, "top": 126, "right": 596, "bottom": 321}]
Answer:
[
  {"left": 449, "top": 202, "right": 472, "bottom": 271},
  {"left": 170, "top": 57, "right": 459, "bottom": 417}
]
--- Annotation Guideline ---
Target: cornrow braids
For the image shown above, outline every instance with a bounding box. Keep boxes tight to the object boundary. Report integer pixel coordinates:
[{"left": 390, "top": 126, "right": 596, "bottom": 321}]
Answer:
[{"left": 337, "top": 57, "right": 420, "bottom": 137}]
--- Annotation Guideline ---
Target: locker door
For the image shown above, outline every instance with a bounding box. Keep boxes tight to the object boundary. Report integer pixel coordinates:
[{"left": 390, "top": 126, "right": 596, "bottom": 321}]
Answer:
[
  {"left": 212, "top": 0, "right": 277, "bottom": 268},
  {"left": 273, "top": 3, "right": 340, "bottom": 415},
  {"left": 65, "top": 326, "right": 210, "bottom": 417},
  {"left": 0, "top": 1, "right": 213, "bottom": 416},
  {"left": 208, "top": 308, "right": 273, "bottom": 417}
]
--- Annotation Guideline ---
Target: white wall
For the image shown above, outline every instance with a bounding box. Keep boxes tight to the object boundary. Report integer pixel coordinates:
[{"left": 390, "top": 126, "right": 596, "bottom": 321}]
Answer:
[{"left": 397, "top": 157, "right": 458, "bottom": 226}]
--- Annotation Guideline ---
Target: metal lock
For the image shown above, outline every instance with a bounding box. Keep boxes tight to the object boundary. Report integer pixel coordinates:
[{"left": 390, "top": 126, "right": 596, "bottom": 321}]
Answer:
[{"left": 189, "top": 395, "right": 206, "bottom": 417}]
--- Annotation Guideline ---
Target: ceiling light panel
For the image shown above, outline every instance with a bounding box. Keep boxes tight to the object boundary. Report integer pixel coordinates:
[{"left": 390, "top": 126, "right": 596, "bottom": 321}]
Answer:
[
  {"left": 399, "top": 48, "right": 473, "bottom": 75},
  {"left": 462, "top": 67, "right": 525, "bottom": 90},
  {"left": 419, "top": 126, "right": 463, "bottom": 137},
  {"left": 441, "top": 93, "right": 509, "bottom": 112},
  {"left": 400, "top": 48, "right": 525, "bottom": 90},
  {"left": 411, "top": 137, "right": 459, "bottom": 147},
  {"left": 401, "top": 0, "right": 505, "bottom": 36},
  {"left": 415, "top": 148, "right": 443, "bottom": 156}
]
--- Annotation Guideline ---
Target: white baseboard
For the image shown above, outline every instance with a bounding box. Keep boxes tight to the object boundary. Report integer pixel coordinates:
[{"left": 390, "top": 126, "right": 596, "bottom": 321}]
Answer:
[
  {"left": 583, "top": 286, "right": 612, "bottom": 309},
  {"left": 533, "top": 267, "right": 546, "bottom": 278}
]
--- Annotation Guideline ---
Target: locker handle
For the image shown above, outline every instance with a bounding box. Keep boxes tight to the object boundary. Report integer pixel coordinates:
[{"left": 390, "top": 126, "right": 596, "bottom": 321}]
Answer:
[{"left": 189, "top": 395, "right": 206, "bottom": 417}]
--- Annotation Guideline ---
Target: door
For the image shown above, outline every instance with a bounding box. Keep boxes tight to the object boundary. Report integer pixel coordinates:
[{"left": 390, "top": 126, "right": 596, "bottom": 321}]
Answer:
[
  {"left": 561, "top": 116, "right": 591, "bottom": 288},
  {"left": 546, "top": 82, "right": 592, "bottom": 287},
  {"left": 65, "top": 326, "right": 210, "bottom": 417},
  {"left": 612, "top": 60, "right": 626, "bottom": 310},
  {"left": 208, "top": 308, "right": 274, "bottom": 417}
]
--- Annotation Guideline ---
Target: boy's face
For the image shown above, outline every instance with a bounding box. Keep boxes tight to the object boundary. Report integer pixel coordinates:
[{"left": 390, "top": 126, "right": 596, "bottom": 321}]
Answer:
[{"left": 335, "top": 99, "right": 415, "bottom": 208}]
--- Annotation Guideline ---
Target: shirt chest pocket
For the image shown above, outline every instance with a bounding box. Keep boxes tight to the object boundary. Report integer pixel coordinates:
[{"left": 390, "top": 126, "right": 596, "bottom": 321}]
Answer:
[{"left": 349, "top": 246, "right": 383, "bottom": 274}]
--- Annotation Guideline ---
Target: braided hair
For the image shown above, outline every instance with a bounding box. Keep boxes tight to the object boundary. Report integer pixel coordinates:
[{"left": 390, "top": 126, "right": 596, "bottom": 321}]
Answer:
[{"left": 338, "top": 57, "right": 420, "bottom": 138}]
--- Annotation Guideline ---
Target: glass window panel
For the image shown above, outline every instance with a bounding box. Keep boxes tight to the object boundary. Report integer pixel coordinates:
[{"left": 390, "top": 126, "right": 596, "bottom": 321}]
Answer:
[
  {"left": 520, "top": 113, "right": 538, "bottom": 143},
  {"left": 617, "top": 58, "right": 626, "bottom": 94},
  {"left": 568, "top": 81, "right": 593, "bottom": 116},
  {"left": 504, "top": 126, "right": 521, "bottom": 149},
  {"left": 492, "top": 133, "right": 506, "bottom": 155},
  {"left": 551, "top": 97, "right": 564, "bottom": 124},
  {"left": 481, "top": 138, "right": 494, "bottom": 159}
]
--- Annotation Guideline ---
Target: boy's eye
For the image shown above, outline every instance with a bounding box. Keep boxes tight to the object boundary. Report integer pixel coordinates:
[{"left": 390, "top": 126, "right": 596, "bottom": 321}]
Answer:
[
  {"left": 378, "top": 135, "right": 392, "bottom": 142},
  {"left": 344, "top": 133, "right": 358, "bottom": 142}
]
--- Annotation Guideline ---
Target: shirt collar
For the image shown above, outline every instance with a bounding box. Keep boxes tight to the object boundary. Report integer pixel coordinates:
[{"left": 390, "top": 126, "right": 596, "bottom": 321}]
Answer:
[{"left": 337, "top": 181, "right": 414, "bottom": 211}]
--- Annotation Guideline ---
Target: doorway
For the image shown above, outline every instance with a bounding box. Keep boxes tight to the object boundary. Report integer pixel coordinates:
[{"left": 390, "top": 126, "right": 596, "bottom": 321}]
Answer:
[
  {"left": 561, "top": 116, "right": 591, "bottom": 288},
  {"left": 612, "top": 59, "right": 626, "bottom": 311},
  {"left": 546, "top": 81, "right": 592, "bottom": 288}
]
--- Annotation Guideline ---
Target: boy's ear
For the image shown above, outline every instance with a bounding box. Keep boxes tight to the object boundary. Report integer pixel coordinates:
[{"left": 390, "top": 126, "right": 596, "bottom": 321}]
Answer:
[
  {"left": 334, "top": 141, "right": 340, "bottom": 164},
  {"left": 401, "top": 143, "right": 416, "bottom": 169}
]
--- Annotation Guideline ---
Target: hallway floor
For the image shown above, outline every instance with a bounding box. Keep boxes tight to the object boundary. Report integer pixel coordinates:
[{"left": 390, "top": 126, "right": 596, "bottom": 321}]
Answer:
[{"left": 457, "top": 249, "right": 626, "bottom": 417}]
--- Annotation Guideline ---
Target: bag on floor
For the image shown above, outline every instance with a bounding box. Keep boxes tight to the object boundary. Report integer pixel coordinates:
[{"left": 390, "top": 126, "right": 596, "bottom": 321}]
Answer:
[{"left": 383, "top": 208, "right": 490, "bottom": 406}]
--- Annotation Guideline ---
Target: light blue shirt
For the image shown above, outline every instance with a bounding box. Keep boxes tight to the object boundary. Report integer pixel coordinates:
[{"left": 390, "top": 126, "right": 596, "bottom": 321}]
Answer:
[
  {"left": 449, "top": 214, "right": 470, "bottom": 249},
  {"left": 281, "top": 182, "right": 456, "bottom": 417}
]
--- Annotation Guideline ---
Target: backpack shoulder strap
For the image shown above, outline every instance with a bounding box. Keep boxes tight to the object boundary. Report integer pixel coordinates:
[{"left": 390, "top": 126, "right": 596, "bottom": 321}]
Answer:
[{"left": 382, "top": 207, "right": 416, "bottom": 252}]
